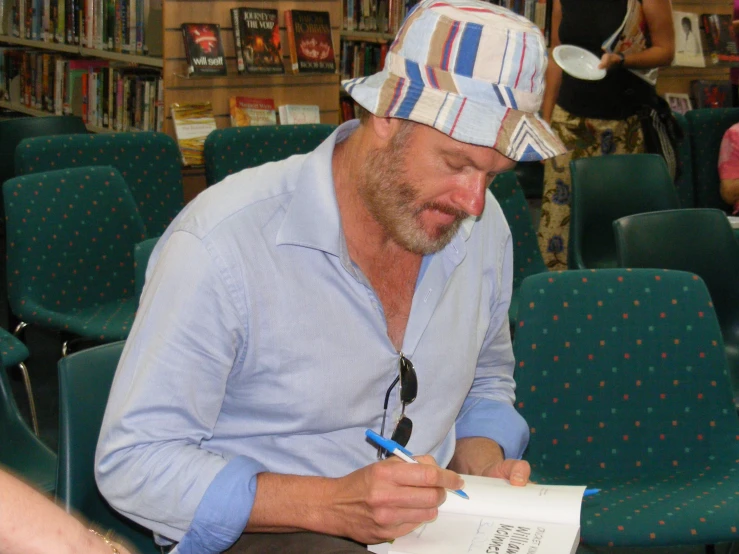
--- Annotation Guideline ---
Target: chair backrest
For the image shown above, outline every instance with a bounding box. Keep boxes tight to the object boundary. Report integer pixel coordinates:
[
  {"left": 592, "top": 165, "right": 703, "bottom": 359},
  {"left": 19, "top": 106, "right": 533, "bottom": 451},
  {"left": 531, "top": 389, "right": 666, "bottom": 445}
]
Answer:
[
  {"left": 0, "top": 333, "right": 57, "bottom": 493},
  {"left": 3, "top": 166, "right": 147, "bottom": 318},
  {"left": 15, "top": 132, "right": 184, "bottom": 236},
  {"left": 672, "top": 111, "right": 694, "bottom": 208},
  {"left": 513, "top": 268, "right": 738, "bottom": 481},
  {"left": 57, "top": 341, "right": 158, "bottom": 553},
  {"left": 203, "top": 124, "right": 337, "bottom": 186},
  {"left": 489, "top": 171, "right": 547, "bottom": 288},
  {"left": 134, "top": 236, "right": 159, "bottom": 299},
  {"left": 0, "top": 116, "right": 87, "bottom": 190},
  {"left": 686, "top": 107, "right": 739, "bottom": 211},
  {"left": 569, "top": 154, "right": 680, "bottom": 269}
]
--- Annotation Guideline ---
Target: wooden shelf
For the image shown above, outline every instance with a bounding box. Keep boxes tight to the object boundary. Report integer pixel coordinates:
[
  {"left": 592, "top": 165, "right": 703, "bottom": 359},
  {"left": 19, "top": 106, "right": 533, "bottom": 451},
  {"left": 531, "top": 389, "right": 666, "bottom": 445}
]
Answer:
[
  {"left": 0, "top": 101, "right": 146, "bottom": 134},
  {"left": 0, "top": 35, "right": 163, "bottom": 67},
  {"left": 339, "top": 30, "right": 394, "bottom": 43}
]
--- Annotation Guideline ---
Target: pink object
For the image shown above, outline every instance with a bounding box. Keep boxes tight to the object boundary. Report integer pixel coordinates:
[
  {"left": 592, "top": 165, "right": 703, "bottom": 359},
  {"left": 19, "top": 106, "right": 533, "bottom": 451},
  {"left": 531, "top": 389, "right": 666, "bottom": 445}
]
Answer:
[{"left": 718, "top": 123, "right": 739, "bottom": 180}]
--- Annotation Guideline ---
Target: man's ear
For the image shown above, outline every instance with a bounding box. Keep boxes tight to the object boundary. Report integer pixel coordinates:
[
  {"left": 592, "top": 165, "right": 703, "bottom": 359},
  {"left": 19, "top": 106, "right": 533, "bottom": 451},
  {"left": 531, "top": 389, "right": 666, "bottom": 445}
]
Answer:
[{"left": 370, "top": 115, "right": 403, "bottom": 142}]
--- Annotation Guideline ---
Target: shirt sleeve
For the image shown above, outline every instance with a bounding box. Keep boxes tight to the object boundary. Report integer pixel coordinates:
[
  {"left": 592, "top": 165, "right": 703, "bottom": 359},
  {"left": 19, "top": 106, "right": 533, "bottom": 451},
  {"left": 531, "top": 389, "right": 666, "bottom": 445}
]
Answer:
[
  {"left": 455, "top": 221, "right": 530, "bottom": 459},
  {"left": 95, "top": 229, "right": 256, "bottom": 546}
]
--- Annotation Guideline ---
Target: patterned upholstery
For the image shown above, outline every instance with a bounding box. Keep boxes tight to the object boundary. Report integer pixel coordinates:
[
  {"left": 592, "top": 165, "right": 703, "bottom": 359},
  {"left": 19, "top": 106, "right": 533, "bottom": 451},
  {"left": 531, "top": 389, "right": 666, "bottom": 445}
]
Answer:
[
  {"left": 672, "top": 112, "right": 694, "bottom": 208},
  {"left": 514, "top": 268, "right": 739, "bottom": 547},
  {"left": 15, "top": 132, "right": 184, "bottom": 236},
  {"left": 203, "top": 124, "right": 337, "bottom": 186},
  {"left": 569, "top": 154, "right": 679, "bottom": 270},
  {"left": 489, "top": 171, "right": 547, "bottom": 324},
  {"left": 686, "top": 108, "right": 739, "bottom": 212},
  {"left": 3, "top": 166, "right": 146, "bottom": 342}
]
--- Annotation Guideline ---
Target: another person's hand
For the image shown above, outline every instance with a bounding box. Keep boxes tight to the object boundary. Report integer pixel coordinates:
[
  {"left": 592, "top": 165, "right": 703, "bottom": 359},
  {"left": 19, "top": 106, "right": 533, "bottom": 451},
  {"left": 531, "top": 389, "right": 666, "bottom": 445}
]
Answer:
[
  {"left": 598, "top": 52, "right": 623, "bottom": 70},
  {"left": 478, "top": 458, "right": 531, "bottom": 487},
  {"left": 328, "top": 455, "right": 464, "bottom": 544}
]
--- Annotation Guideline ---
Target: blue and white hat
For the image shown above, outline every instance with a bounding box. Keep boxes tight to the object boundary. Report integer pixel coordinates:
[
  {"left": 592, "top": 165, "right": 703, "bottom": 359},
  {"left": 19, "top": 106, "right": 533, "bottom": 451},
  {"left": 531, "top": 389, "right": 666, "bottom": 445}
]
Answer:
[{"left": 342, "top": 0, "right": 566, "bottom": 162}]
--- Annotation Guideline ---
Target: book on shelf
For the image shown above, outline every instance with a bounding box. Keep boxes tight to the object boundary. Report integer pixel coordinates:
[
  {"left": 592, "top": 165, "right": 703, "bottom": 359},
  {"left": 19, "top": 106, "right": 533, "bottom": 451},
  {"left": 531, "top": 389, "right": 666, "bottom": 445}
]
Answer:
[
  {"left": 170, "top": 101, "right": 217, "bottom": 166},
  {"left": 229, "top": 96, "right": 277, "bottom": 127},
  {"left": 702, "top": 14, "right": 739, "bottom": 65},
  {"left": 233, "top": 7, "right": 284, "bottom": 75},
  {"left": 367, "top": 475, "right": 585, "bottom": 554},
  {"left": 284, "top": 9, "right": 336, "bottom": 74},
  {"left": 278, "top": 103, "right": 320, "bottom": 124},
  {"left": 672, "top": 11, "right": 706, "bottom": 68},
  {"left": 691, "top": 79, "right": 733, "bottom": 109},
  {"left": 181, "top": 22, "right": 227, "bottom": 77}
]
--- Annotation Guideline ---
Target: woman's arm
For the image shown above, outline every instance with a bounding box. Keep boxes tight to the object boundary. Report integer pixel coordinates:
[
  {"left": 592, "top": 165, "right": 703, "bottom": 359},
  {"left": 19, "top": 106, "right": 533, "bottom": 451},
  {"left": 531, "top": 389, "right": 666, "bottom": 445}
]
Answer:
[
  {"left": 599, "top": 0, "right": 675, "bottom": 70},
  {"left": 541, "top": 0, "right": 562, "bottom": 123}
]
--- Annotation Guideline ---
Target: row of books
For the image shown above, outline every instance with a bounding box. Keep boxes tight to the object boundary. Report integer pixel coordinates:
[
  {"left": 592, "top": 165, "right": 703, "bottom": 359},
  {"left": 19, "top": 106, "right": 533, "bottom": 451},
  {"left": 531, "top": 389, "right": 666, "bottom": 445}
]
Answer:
[
  {"left": 0, "top": 47, "right": 163, "bottom": 130},
  {"left": 171, "top": 100, "right": 321, "bottom": 166},
  {"left": 665, "top": 79, "right": 735, "bottom": 116},
  {"left": 673, "top": 11, "right": 739, "bottom": 68},
  {"left": 340, "top": 40, "right": 388, "bottom": 80},
  {"left": 182, "top": 9, "right": 336, "bottom": 78},
  {"left": 342, "top": 0, "right": 547, "bottom": 38},
  {"left": 0, "top": 0, "right": 163, "bottom": 56}
]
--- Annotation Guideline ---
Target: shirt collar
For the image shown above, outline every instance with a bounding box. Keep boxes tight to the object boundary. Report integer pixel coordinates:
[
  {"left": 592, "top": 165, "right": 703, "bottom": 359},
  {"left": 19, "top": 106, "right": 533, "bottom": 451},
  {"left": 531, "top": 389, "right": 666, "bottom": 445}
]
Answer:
[{"left": 276, "top": 120, "right": 477, "bottom": 259}]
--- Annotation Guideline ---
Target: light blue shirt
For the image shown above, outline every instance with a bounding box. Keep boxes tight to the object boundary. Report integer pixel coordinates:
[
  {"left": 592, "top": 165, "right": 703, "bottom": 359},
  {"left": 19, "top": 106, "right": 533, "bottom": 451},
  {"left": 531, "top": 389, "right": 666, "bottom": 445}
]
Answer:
[{"left": 95, "top": 121, "right": 529, "bottom": 553}]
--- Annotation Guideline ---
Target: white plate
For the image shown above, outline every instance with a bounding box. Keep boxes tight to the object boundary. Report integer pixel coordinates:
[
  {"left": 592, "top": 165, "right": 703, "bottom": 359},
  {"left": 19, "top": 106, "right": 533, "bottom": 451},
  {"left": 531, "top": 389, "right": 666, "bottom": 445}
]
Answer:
[{"left": 553, "top": 45, "right": 606, "bottom": 81}]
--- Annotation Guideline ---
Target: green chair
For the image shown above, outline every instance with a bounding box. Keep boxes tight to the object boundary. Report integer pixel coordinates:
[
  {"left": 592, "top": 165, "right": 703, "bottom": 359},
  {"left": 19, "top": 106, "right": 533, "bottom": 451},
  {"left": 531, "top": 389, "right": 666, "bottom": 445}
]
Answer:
[
  {"left": 134, "top": 236, "right": 160, "bottom": 299},
  {"left": 203, "top": 124, "right": 337, "bottom": 186},
  {"left": 15, "top": 132, "right": 184, "bottom": 236},
  {"left": 686, "top": 107, "right": 739, "bottom": 211},
  {"left": 57, "top": 341, "right": 159, "bottom": 553},
  {"left": 673, "top": 112, "right": 695, "bottom": 208},
  {"left": 3, "top": 166, "right": 146, "bottom": 355},
  {"left": 569, "top": 154, "right": 680, "bottom": 270},
  {"left": 613, "top": 208, "right": 739, "bottom": 404},
  {"left": 0, "top": 329, "right": 56, "bottom": 494},
  {"left": 489, "top": 171, "right": 547, "bottom": 325},
  {"left": 0, "top": 326, "right": 39, "bottom": 436},
  {"left": 514, "top": 268, "right": 739, "bottom": 547}
]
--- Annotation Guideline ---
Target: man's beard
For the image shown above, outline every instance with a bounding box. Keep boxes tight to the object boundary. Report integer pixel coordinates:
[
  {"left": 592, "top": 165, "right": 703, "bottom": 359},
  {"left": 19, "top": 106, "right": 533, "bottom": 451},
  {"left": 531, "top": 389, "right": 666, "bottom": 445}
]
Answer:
[{"left": 357, "top": 132, "right": 469, "bottom": 255}]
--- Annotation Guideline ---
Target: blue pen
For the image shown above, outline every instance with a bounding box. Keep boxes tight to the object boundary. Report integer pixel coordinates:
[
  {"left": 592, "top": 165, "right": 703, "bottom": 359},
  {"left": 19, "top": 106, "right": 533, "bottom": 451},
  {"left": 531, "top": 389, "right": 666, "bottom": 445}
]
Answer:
[
  {"left": 583, "top": 488, "right": 600, "bottom": 497},
  {"left": 365, "top": 429, "right": 469, "bottom": 500}
]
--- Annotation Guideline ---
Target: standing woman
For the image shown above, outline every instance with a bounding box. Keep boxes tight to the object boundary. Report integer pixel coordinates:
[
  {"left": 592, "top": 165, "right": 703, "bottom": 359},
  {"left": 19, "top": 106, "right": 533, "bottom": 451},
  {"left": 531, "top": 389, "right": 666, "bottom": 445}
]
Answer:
[{"left": 537, "top": 0, "right": 675, "bottom": 270}]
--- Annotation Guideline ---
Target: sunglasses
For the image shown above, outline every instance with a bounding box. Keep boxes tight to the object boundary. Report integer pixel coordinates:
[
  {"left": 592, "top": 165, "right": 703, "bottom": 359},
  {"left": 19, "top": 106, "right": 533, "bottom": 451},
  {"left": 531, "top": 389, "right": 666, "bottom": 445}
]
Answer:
[{"left": 377, "top": 353, "right": 418, "bottom": 459}]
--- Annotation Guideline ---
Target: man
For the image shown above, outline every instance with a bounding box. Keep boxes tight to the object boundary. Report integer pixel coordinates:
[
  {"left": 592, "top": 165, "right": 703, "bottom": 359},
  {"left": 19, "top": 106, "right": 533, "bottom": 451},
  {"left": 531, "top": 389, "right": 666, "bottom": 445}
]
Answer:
[{"left": 95, "top": 1, "right": 567, "bottom": 552}]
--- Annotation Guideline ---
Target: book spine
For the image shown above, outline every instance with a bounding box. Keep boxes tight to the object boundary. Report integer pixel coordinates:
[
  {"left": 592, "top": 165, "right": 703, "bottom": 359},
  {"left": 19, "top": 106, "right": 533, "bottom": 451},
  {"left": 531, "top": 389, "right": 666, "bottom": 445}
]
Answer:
[
  {"left": 231, "top": 8, "right": 245, "bottom": 74},
  {"left": 284, "top": 10, "right": 298, "bottom": 73},
  {"left": 84, "top": 0, "right": 92, "bottom": 47},
  {"left": 155, "top": 75, "right": 162, "bottom": 131},
  {"left": 126, "top": 0, "right": 134, "bottom": 51}
]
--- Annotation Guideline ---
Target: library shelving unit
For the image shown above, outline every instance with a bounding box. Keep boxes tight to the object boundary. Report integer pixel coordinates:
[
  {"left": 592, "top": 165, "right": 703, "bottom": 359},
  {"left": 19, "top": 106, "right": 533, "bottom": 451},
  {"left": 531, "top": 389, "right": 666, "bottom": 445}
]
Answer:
[
  {"left": 655, "top": 0, "right": 732, "bottom": 98},
  {"left": 162, "top": 0, "right": 342, "bottom": 198}
]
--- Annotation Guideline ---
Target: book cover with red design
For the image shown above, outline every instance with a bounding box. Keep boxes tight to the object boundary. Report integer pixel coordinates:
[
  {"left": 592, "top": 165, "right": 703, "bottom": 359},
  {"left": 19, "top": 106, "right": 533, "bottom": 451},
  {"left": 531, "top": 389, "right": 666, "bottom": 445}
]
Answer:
[
  {"left": 239, "top": 8, "right": 284, "bottom": 74},
  {"left": 691, "top": 79, "right": 733, "bottom": 109},
  {"left": 181, "top": 23, "right": 227, "bottom": 76},
  {"left": 285, "top": 10, "right": 336, "bottom": 73},
  {"left": 229, "top": 96, "right": 277, "bottom": 126}
]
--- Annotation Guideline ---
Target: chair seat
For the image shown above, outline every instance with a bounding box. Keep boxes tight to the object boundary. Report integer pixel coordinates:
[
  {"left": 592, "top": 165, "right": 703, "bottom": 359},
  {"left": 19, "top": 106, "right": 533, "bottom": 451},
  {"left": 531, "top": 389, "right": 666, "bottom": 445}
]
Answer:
[
  {"left": 534, "top": 456, "right": 739, "bottom": 546},
  {"left": 20, "top": 297, "right": 138, "bottom": 342},
  {"left": 1, "top": 419, "right": 57, "bottom": 493},
  {"left": 0, "top": 332, "right": 30, "bottom": 367}
]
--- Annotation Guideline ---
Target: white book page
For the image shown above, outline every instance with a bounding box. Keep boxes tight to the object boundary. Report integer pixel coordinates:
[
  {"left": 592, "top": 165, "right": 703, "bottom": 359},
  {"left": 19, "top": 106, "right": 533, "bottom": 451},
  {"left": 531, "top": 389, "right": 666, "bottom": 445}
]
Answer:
[
  {"left": 390, "top": 513, "right": 580, "bottom": 554},
  {"left": 439, "top": 475, "right": 585, "bottom": 527}
]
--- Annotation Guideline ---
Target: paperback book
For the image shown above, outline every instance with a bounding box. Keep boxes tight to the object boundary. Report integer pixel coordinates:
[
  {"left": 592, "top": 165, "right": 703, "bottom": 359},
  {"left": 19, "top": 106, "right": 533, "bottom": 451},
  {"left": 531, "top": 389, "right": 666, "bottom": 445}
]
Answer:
[
  {"left": 237, "top": 7, "right": 284, "bottom": 74},
  {"left": 672, "top": 11, "right": 706, "bottom": 68},
  {"left": 181, "top": 23, "right": 227, "bottom": 77},
  {"left": 691, "top": 79, "right": 733, "bottom": 109},
  {"left": 367, "top": 476, "right": 585, "bottom": 554},
  {"left": 284, "top": 9, "right": 336, "bottom": 73},
  {"left": 278, "top": 104, "right": 321, "bottom": 124},
  {"left": 170, "top": 102, "right": 217, "bottom": 166},
  {"left": 229, "top": 96, "right": 277, "bottom": 126},
  {"left": 702, "top": 14, "right": 739, "bottom": 64}
]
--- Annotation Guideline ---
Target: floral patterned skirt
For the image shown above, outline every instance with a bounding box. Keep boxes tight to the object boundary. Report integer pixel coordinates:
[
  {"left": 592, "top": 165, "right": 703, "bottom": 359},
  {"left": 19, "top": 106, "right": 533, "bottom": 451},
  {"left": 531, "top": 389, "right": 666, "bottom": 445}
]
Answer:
[{"left": 537, "top": 104, "right": 645, "bottom": 271}]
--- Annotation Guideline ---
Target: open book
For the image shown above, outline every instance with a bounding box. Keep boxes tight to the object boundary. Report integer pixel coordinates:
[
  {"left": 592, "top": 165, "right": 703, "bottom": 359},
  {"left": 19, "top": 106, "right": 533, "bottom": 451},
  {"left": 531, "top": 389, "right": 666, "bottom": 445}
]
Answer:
[{"left": 368, "top": 475, "right": 585, "bottom": 554}]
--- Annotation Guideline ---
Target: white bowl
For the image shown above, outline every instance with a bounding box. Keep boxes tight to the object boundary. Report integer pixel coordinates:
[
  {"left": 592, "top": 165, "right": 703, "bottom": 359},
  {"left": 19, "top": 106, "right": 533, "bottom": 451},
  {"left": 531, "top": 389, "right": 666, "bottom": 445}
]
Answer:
[{"left": 553, "top": 45, "right": 607, "bottom": 81}]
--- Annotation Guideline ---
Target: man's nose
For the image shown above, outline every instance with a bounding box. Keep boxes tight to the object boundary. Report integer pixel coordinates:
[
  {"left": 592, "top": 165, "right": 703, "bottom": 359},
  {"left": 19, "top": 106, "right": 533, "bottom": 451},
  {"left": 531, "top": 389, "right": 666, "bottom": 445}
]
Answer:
[{"left": 450, "top": 174, "right": 488, "bottom": 217}]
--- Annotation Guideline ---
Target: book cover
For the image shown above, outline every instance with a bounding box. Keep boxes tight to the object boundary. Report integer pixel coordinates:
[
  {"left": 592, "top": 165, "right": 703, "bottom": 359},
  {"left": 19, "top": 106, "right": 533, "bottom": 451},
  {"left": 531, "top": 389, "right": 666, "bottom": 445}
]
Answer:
[
  {"left": 229, "top": 96, "right": 277, "bottom": 127},
  {"left": 239, "top": 7, "right": 284, "bottom": 74},
  {"left": 170, "top": 101, "right": 217, "bottom": 166},
  {"left": 285, "top": 9, "right": 336, "bottom": 73},
  {"left": 278, "top": 104, "right": 320, "bottom": 124},
  {"left": 673, "top": 11, "right": 705, "bottom": 68},
  {"left": 181, "top": 22, "right": 227, "bottom": 77},
  {"left": 703, "top": 14, "right": 739, "bottom": 64},
  {"left": 691, "top": 79, "right": 733, "bottom": 109},
  {"left": 230, "top": 7, "right": 245, "bottom": 74},
  {"left": 368, "top": 476, "right": 583, "bottom": 554}
]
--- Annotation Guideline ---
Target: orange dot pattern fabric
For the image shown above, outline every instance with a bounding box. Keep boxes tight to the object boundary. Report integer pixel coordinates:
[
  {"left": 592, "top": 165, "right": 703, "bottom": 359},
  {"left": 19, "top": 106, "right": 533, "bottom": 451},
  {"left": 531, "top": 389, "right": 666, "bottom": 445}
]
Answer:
[
  {"left": 513, "top": 268, "right": 739, "bottom": 546},
  {"left": 3, "top": 166, "right": 146, "bottom": 342},
  {"left": 15, "top": 132, "right": 184, "bottom": 236},
  {"left": 203, "top": 124, "right": 337, "bottom": 186}
]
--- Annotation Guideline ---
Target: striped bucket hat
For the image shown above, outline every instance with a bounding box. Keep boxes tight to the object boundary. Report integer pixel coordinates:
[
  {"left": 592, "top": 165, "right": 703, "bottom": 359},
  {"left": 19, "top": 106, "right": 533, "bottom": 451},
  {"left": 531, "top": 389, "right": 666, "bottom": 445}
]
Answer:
[{"left": 342, "top": 0, "right": 566, "bottom": 162}]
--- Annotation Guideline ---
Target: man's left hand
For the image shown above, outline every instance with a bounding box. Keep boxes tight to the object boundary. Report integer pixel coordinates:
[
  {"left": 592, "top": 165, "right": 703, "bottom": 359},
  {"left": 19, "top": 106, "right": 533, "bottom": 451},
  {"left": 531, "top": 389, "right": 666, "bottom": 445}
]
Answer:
[{"left": 478, "top": 458, "right": 531, "bottom": 487}]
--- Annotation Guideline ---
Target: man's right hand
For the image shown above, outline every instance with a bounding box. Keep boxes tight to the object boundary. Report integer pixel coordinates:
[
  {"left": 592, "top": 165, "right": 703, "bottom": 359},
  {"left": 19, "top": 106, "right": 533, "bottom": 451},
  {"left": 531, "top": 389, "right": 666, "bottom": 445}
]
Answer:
[{"left": 324, "top": 455, "right": 465, "bottom": 544}]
